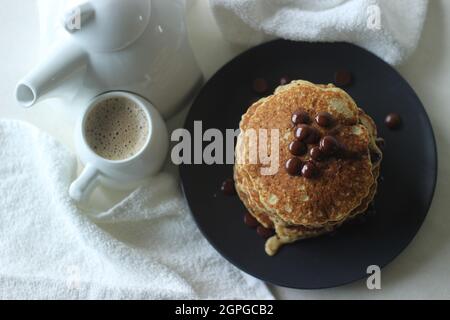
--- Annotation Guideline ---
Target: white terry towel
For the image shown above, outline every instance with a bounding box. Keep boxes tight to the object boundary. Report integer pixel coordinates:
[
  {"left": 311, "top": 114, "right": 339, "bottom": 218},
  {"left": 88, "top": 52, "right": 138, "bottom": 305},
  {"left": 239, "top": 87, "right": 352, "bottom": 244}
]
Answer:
[
  {"left": 0, "top": 119, "right": 273, "bottom": 299},
  {"left": 210, "top": 0, "right": 429, "bottom": 65}
]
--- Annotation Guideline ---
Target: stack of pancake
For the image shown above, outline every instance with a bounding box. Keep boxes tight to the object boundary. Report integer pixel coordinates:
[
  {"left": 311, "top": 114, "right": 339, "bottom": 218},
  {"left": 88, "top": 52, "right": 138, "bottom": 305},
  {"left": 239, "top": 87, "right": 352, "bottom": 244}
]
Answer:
[{"left": 235, "top": 80, "right": 382, "bottom": 256}]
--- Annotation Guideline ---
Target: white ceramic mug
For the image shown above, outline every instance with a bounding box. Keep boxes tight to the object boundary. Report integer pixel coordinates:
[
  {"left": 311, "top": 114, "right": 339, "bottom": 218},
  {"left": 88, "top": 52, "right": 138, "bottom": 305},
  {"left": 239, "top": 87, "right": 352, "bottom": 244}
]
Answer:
[{"left": 69, "top": 91, "right": 169, "bottom": 202}]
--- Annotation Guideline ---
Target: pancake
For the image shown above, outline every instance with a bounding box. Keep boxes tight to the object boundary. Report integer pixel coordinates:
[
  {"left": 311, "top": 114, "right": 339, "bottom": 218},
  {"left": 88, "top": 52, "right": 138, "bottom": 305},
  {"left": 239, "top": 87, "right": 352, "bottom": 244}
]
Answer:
[
  {"left": 264, "top": 167, "right": 380, "bottom": 256},
  {"left": 234, "top": 80, "right": 383, "bottom": 255},
  {"left": 237, "top": 80, "right": 375, "bottom": 225}
]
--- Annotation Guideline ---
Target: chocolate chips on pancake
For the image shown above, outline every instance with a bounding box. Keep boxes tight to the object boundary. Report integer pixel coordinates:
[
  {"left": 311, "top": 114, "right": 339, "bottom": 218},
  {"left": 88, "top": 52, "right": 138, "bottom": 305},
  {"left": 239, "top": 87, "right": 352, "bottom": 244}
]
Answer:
[
  {"left": 235, "top": 80, "right": 383, "bottom": 256},
  {"left": 291, "top": 110, "right": 311, "bottom": 125}
]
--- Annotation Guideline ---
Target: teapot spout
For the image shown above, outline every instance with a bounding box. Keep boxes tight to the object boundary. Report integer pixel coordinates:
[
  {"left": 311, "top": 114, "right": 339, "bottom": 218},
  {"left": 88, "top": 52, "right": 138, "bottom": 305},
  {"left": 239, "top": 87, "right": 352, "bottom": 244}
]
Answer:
[{"left": 16, "top": 39, "right": 88, "bottom": 107}]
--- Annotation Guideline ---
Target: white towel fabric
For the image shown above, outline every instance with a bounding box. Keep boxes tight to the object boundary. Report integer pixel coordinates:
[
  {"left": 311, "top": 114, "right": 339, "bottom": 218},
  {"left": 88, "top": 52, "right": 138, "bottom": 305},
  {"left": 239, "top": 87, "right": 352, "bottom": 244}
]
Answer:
[
  {"left": 0, "top": 119, "right": 273, "bottom": 299},
  {"left": 210, "top": 0, "right": 428, "bottom": 65},
  {"left": 0, "top": 0, "right": 272, "bottom": 300}
]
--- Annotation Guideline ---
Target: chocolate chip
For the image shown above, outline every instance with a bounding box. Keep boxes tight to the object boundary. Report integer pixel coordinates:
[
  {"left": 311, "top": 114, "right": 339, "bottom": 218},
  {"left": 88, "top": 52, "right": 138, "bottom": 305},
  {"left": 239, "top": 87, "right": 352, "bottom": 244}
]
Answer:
[
  {"left": 280, "top": 76, "right": 291, "bottom": 85},
  {"left": 291, "top": 110, "right": 311, "bottom": 125},
  {"left": 310, "top": 146, "right": 325, "bottom": 161},
  {"left": 244, "top": 212, "right": 259, "bottom": 228},
  {"left": 221, "top": 179, "right": 236, "bottom": 196},
  {"left": 294, "top": 124, "right": 311, "bottom": 141},
  {"left": 253, "top": 78, "right": 269, "bottom": 94},
  {"left": 285, "top": 157, "right": 303, "bottom": 176},
  {"left": 334, "top": 69, "right": 353, "bottom": 87},
  {"left": 301, "top": 161, "right": 319, "bottom": 179},
  {"left": 315, "top": 112, "right": 334, "bottom": 128},
  {"left": 319, "top": 136, "right": 339, "bottom": 156},
  {"left": 289, "top": 140, "right": 307, "bottom": 156},
  {"left": 257, "top": 225, "right": 275, "bottom": 239},
  {"left": 305, "top": 128, "right": 322, "bottom": 144},
  {"left": 295, "top": 125, "right": 321, "bottom": 144},
  {"left": 385, "top": 113, "right": 402, "bottom": 130}
]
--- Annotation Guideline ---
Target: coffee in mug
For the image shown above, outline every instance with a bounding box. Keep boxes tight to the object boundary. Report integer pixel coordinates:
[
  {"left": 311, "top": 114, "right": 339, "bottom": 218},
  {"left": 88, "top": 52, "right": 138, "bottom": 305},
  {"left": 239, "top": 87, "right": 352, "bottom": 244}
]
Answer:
[
  {"left": 70, "top": 91, "right": 169, "bottom": 203},
  {"left": 84, "top": 97, "right": 149, "bottom": 161}
]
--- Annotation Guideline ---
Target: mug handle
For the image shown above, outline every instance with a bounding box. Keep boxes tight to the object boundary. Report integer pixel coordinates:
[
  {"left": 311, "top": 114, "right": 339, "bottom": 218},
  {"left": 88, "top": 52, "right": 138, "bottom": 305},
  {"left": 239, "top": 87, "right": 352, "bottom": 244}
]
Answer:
[{"left": 69, "top": 164, "right": 99, "bottom": 202}]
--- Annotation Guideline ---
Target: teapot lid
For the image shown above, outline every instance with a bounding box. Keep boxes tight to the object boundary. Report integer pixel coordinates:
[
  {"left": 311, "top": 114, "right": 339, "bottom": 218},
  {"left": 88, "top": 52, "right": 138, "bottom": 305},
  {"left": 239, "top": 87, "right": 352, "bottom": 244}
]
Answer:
[{"left": 63, "top": 0, "right": 151, "bottom": 52}]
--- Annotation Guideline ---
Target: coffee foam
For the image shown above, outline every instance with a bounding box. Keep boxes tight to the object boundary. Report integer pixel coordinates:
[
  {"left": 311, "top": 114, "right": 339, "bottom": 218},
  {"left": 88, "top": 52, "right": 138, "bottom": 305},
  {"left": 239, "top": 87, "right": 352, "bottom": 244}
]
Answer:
[{"left": 85, "top": 97, "right": 149, "bottom": 161}]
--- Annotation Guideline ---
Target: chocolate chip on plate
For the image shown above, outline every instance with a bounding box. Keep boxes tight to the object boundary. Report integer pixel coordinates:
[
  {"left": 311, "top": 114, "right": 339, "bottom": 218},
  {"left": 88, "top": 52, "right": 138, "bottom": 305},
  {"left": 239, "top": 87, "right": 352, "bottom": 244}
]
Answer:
[
  {"left": 244, "top": 212, "right": 259, "bottom": 228},
  {"left": 319, "top": 136, "right": 340, "bottom": 156},
  {"left": 257, "top": 225, "right": 275, "bottom": 239},
  {"left": 289, "top": 140, "right": 307, "bottom": 156},
  {"left": 334, "top": 69, "right": 353, "bottom": 87},
  {"left": 285, "top": 157, "right": 303, "bottom": 176},
  {"left": 221, "top": 178, "right": 236, "bottom": 196},
  {"left": 301, "top": 161, "right": 319, "bottom": 179},
  {"left": 253, "top": 78, "right": 269, "bottom": 94},
  {"left": 385, "top": 113, "right": 402, "bottom": 130},
  {"left": 291, "top": 110, "right": 311, "bottom": 125},
  {"left": 315, "top": 112, "right": 334, "bottom": 128}
]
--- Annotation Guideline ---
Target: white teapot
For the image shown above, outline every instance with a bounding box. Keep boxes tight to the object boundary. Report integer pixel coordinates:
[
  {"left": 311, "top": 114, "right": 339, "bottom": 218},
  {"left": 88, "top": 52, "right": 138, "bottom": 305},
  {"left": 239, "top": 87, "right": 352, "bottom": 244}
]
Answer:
[{"left": 15, "top": 0, "right": 202, "bottom": 119}]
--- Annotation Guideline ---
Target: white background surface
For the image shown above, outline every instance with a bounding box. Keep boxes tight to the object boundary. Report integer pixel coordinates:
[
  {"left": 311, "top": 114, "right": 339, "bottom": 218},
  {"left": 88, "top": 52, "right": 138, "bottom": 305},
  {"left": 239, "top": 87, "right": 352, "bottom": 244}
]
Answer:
[{"left": 0, "top": 0, "right": 449, "bottom": 299}]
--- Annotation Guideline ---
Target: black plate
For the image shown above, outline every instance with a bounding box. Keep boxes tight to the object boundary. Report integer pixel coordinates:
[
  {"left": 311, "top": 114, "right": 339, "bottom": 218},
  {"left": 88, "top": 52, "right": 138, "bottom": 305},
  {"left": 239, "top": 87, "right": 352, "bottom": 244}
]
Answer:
[{"left": 179, "top": 40, "right": 437, "bottom": 289}]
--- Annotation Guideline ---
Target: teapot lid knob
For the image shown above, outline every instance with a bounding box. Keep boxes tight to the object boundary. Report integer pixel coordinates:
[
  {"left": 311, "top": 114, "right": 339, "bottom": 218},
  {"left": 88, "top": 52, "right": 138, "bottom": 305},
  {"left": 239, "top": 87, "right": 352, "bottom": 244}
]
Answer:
[
  {"left": 63, "top": 2, "right": 95, "bottom": 33},
  {"left": 62, "top": 0, "right": 152, "bottom": 52}
]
